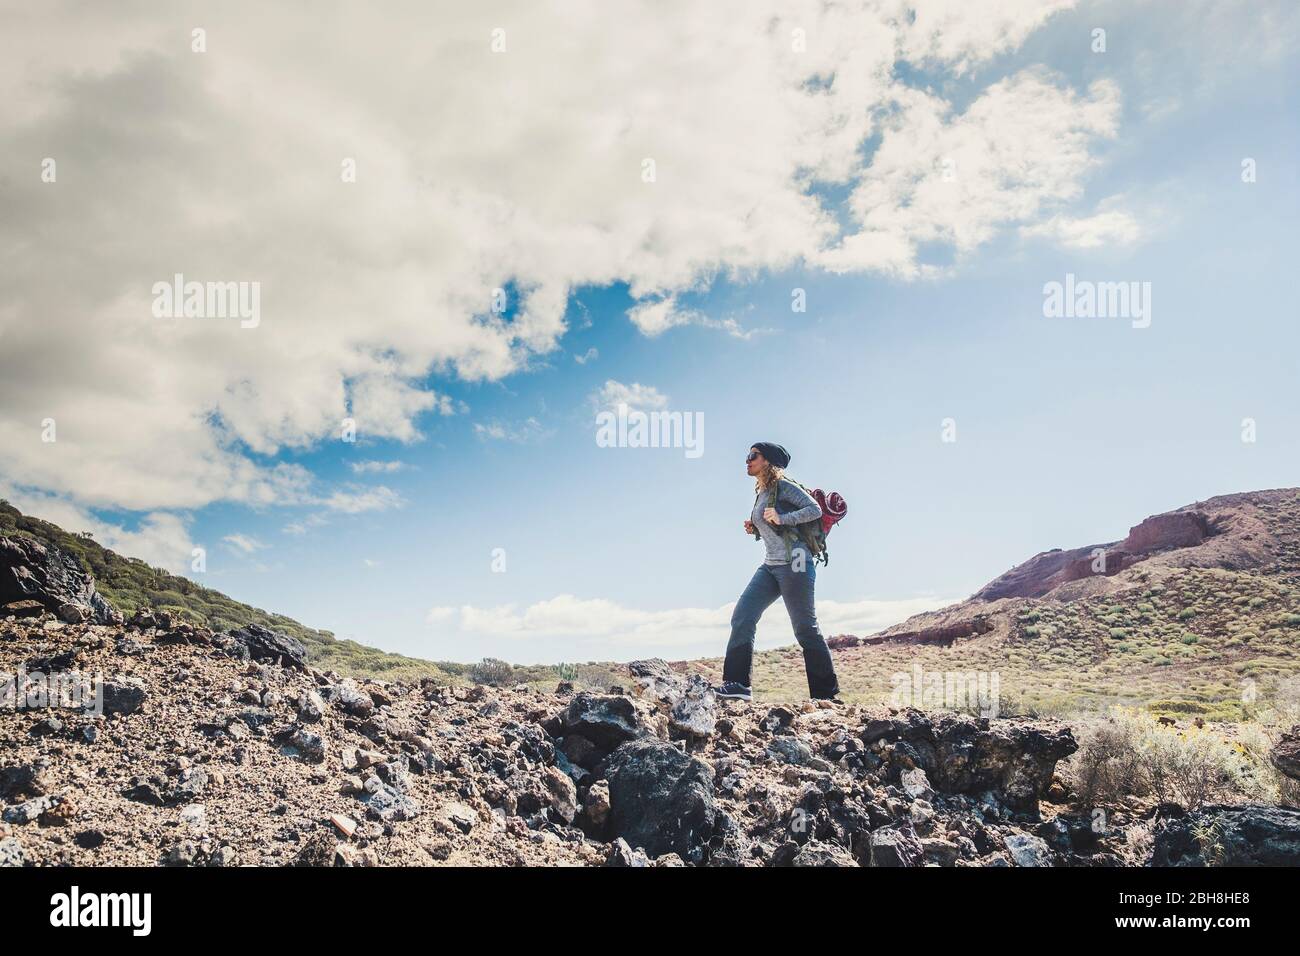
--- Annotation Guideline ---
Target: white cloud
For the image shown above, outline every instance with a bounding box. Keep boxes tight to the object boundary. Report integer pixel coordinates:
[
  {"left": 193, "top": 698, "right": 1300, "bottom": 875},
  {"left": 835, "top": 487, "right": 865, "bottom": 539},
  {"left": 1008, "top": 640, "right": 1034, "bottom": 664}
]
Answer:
[
  {"left": 425, "top": 592, "right": 958, "bottom": 656},
  {"left": 593, "top": 380, "right": 669, "bottom": 413},
  {"left": 626, "top": 297, "right": 702, "bottom": 337},
  {"left": 473, "top": 418, "right": 550, "bottom": 443},
  {"left": 1021, "top": 208, "right": 1142, "bottom": 249},
  {"left": 425, "top": 606, "right": 456, "bottom": 625},
  {"left": 626, "top": 296, "right": 752, "bottom": 339},
  {"left": 0, "top": 481, "right": 197, "bottom": 574},
  {"left": 222, "top": 533, "right": 267, "bottom": 555},
  {"left": 314, "top": 485, "right": 403, "bottom": 514},
  {"left": 0, "top": 0, "right": 1105, "bottom": 514},
  {"left": 819, "top": 71, "right": 1122, "bottom": 275},
  {"left": 282, "top": 513, "right": 328, "bottom": 536},
  {"left": 574, "top": 347, "right": 598, "bottom": 365}
]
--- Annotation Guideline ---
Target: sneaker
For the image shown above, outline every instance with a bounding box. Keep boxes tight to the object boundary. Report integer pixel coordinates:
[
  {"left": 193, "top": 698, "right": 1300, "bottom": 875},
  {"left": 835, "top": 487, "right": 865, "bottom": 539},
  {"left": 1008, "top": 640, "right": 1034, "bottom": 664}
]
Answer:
[{"left": 713, "top": 681, "right": 752, "bottom": 702}]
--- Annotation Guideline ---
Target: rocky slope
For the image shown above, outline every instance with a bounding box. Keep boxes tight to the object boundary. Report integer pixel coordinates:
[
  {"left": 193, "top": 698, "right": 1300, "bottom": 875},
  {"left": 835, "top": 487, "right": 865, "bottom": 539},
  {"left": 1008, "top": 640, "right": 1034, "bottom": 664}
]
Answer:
[
  {"left": 0, "top": 501, "right": 446, "bottom": 681},
  {"left": 4, "top": 600, "right": 1300, "bottom": 867},
  {"left": 4, "top": 502, "right": 1300, "bottom": 868}
]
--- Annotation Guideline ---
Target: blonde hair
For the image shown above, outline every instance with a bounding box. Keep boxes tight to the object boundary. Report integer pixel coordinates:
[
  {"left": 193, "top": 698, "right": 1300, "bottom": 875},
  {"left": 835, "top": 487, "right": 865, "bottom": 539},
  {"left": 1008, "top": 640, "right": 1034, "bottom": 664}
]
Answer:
[{"left": 755, "top": 463, "right": 784, "bottom": 494}]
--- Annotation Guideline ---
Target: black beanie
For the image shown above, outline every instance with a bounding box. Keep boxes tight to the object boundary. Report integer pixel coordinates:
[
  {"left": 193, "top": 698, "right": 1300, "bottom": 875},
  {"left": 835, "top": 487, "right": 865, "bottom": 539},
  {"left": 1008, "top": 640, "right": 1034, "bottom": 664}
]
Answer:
[{"left": 751, "top": 442, "right": 790, "bottom": 468}]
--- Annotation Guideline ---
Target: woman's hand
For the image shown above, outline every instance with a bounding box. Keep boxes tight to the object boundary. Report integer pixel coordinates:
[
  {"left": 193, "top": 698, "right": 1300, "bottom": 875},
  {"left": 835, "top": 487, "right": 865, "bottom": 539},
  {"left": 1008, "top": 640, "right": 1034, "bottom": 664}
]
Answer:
[
  {"left": 743, "top": 519, "right": 756, "bottom": 534},
  {"left": 762, "top": 507, "right": 780, "bottom": 525}
]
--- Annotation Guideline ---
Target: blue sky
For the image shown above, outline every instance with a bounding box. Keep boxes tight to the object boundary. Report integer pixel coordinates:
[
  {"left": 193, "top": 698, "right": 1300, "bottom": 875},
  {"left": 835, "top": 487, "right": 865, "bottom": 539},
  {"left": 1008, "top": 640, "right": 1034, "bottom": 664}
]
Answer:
[{"left": 2, "top": 1, "right": 1297, "bottom": 664}]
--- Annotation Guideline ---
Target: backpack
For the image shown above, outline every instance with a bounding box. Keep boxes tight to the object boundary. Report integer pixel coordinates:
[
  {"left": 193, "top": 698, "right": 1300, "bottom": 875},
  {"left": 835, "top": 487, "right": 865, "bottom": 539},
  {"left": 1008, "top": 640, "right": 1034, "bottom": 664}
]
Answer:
[{"left": 760, "top": 477, "right": 848, "bottom": 566}]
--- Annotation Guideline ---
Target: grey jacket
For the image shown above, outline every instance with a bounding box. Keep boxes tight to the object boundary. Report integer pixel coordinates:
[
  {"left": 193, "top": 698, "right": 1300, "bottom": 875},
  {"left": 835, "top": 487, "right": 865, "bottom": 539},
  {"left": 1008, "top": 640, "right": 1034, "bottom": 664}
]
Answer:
[{"left": 751, "top": 478, "right": 821, "bottom": 564}]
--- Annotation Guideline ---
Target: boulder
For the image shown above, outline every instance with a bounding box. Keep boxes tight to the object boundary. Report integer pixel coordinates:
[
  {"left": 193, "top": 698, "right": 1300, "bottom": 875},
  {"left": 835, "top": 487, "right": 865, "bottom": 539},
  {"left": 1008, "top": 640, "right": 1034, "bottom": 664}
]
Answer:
[
  {"left": 57, "top": 603, "right": 87, "bottom": 624},
  {"left": 226, "top": 623, "right": 309, "bottom": 671},
  {"left": 868, "top": 824, "right": 923, "bottom": 867},
  {"left": 626, "top": 658, "right": 679, "bottom": 698},
  {"left": 606, "top": 738, "right": 717, "bottom": 861},
  {"left": 3, "top": 599, "right": 45, "bottom": 619},
  {"left": 558, "top": 692, "right": 659, "bottom": 756},
  {"left": 766, "top": 736, "right": 814, "bottom": 766},
  {"left": 582, "top": 780, "right": 610, "bottom": 831},
  {"left": 0, "top": 762, "right": 52, "bottom": 801},
  {"left": 605, "top": 837, "right": 650, "bottom": 867},
  {"left": 920, "top": 837, "right": 961, "bottom": 866},
  {"left": 1004, "top": 831, "right": 1054, "bottom": 867},
  {"left": 864, "top": 710, "right": 1076, "bottom": 813},
  {"left": 277, "top": 725, "right": 326, "bottom": 763},
  {"left": 626, "top": 660, "right": 716, "bottom": 741},
  {"left": 761, "top": 706, "right": 797, "bottom": 734},
  {"left": 100, "top": 678, "right": 148, "bottom": 717},
  {"left": 1151, "top": 805, "right": 1300, "bottom": 866},
  {"left": 2, "top": 795, "right": 59, "bottom": 825},
  {"left": 1270, "top": 726, "right": 1300, "bottom": 781},
  {"left": 326, "top": 680, "right": 375, "bottom": 718},
  {"left": 0, "top": 837, "right": 25, "bottom": 867},
  {"left": 543, "top": 766, "right": 578, "bottom": 825},
  {"left": 791, "top": 840, "right": 858, "bottom": 867},
  {"left": 297, "top": 690, "right": 326, "bottom": 723},
  {"left": 363, "top": 779, "right": 421, "bottom": 823},
  {"left": 0, "top": 535, "right": 117, "bottom": 624},
  {"left": 669, "top": 675, "right": 717, "bottom": 740}
]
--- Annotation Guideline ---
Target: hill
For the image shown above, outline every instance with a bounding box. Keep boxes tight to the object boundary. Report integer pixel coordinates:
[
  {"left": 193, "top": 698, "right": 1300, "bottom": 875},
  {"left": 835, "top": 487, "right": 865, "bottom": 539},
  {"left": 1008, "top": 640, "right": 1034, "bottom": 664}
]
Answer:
[{"left": 0, "top": 500, "right": 617, "bottom": 689}]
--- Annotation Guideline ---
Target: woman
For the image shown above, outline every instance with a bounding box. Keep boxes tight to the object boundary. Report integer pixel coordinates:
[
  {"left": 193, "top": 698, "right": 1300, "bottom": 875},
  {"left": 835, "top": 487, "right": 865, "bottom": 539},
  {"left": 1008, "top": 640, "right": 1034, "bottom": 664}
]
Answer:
[{"left": 714, "top": 442, "right": 841, "bottom": 702}]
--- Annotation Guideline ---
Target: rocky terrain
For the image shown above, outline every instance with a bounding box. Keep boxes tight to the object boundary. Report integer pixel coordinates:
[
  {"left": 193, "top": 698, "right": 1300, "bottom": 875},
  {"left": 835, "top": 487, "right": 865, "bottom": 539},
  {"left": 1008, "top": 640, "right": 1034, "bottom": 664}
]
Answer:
[
  {"left": 3, "top": 597, "right": 1300, "bottom": 867},
  {"left": 4, "top": 499, "right": 1300, "bottom": 868}
]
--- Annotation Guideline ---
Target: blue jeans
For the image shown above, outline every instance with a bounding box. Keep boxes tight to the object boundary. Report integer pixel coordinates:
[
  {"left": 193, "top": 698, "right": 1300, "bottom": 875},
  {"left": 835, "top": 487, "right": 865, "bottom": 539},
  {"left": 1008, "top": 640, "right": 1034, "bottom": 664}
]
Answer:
[{"left": 723, "top": 552, "right": 840, "bottom": 698}]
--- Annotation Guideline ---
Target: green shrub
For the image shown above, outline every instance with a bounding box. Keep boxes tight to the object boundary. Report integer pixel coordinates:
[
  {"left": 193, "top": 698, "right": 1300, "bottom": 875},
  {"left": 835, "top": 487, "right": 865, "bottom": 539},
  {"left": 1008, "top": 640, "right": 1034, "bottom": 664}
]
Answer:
[
  {"left": 467, "top": 658, "right": 517, "bottom": 687},
  {"left": 1067, "top": 710, "right": 1251, "bottom": 810}
]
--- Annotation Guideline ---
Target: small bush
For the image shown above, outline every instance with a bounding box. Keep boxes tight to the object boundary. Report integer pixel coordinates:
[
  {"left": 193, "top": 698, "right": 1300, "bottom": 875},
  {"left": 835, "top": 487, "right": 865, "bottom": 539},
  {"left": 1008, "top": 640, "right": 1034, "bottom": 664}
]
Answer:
[
  {"left": 467, "top": 657, "right": 517, "bottom": 687},
  {"left": 1068, "top": 710, "right": 1251, "bottom": 810},
  {"left": 1071, "top": 714, "right": 1145, "bottom": 808}
]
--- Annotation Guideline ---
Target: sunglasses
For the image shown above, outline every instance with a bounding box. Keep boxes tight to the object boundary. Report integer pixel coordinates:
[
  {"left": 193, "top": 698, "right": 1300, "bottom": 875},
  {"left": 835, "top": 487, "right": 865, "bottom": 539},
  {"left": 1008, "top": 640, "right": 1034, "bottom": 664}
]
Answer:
[{"left": 746, "top": 451, "right": 760, "bottom": 462}]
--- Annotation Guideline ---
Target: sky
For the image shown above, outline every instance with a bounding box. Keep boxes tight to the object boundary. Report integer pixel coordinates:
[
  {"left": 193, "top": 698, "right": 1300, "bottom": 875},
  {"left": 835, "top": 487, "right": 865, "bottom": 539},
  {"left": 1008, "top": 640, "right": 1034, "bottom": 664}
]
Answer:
[{"left": 1, "top": 0, "right": 1297, "bottom": 665}]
